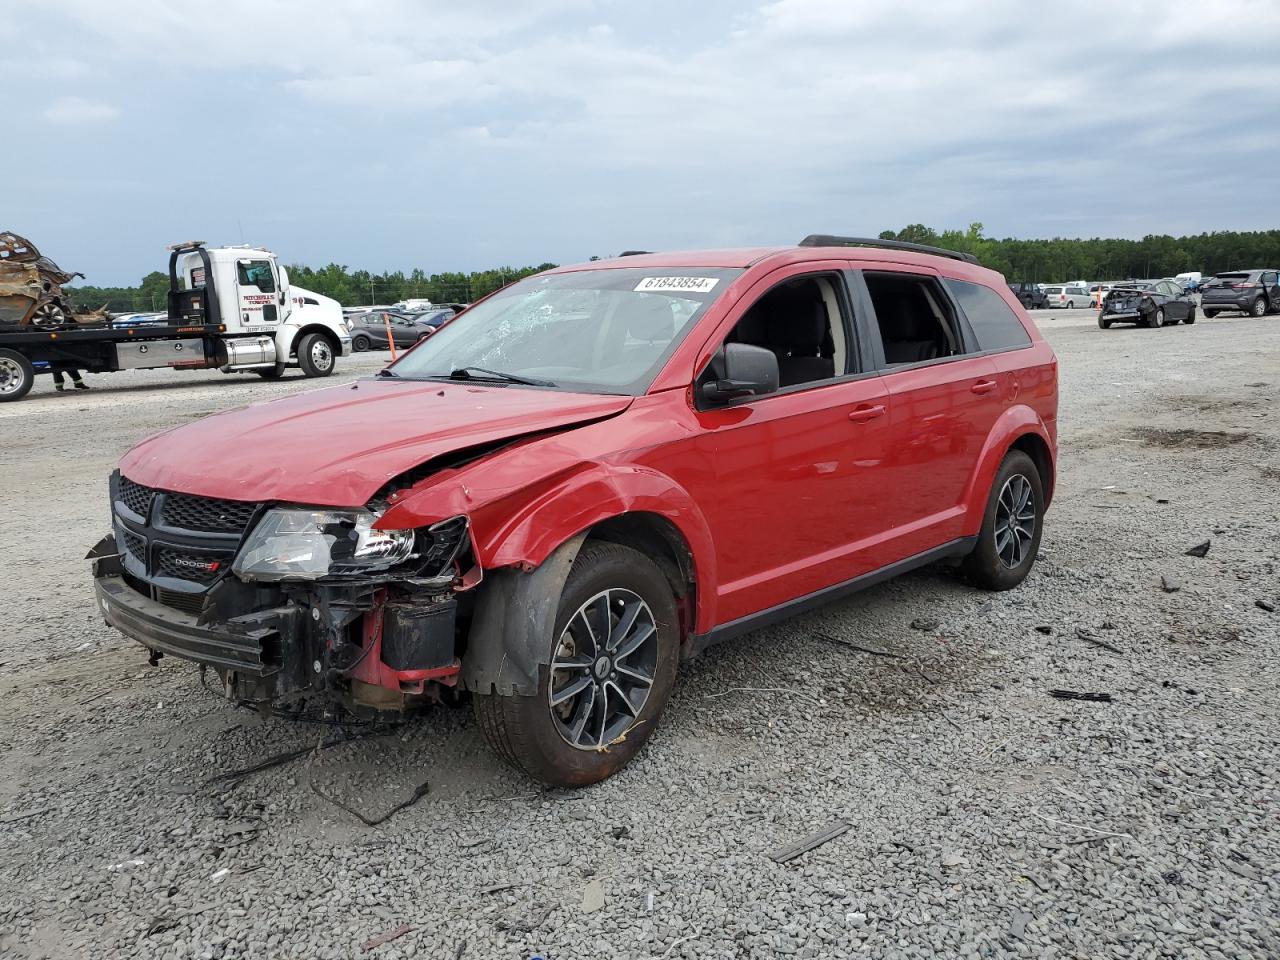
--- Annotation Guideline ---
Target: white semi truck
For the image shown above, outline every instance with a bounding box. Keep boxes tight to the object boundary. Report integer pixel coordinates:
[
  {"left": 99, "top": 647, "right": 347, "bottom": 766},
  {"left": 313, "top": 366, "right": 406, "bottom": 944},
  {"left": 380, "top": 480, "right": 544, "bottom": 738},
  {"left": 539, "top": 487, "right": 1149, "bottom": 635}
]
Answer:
[{"left": 0, "top": 240, "right": 351, "bottom": 402}]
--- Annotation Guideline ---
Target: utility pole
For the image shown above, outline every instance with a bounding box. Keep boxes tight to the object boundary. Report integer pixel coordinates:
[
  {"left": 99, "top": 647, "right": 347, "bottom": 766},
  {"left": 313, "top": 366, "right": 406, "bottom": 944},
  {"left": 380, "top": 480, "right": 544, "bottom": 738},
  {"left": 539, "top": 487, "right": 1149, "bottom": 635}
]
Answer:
[{"left": 370, "top": 279, "right": 375, "bottom": 306}]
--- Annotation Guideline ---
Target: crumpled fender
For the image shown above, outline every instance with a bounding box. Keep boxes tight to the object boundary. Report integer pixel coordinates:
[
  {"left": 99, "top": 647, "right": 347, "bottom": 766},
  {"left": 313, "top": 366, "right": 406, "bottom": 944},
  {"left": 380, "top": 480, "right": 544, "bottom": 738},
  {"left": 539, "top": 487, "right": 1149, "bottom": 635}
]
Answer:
[
  {"left": 959, "top": 404, "right": 1056, "bottom": 537},
  {"left": 482, "top": 463, "right": 714, "bottom": 570}
]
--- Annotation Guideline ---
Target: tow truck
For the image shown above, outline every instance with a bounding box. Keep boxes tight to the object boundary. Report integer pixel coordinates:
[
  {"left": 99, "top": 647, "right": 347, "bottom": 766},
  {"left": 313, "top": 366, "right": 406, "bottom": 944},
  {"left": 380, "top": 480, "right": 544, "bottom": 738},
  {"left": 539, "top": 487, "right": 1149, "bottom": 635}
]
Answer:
[{"left": 0, "top": 241, "right": 351, "bottom": 402}]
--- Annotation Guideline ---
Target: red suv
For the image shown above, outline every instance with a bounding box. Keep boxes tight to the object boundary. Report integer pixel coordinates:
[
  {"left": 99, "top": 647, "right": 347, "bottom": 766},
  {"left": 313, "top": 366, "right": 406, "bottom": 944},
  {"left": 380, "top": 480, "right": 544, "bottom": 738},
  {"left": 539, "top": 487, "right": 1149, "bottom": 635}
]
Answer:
[{"left": 90, "top": 236, "right": 1058, "bottom": 786}]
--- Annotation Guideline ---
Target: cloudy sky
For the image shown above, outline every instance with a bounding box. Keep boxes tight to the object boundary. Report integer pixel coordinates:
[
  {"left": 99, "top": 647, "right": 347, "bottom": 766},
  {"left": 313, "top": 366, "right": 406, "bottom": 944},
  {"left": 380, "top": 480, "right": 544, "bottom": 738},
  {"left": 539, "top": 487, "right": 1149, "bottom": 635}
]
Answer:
[{"left": 5, "top": 0, "right": 1278, "bottom": 284}]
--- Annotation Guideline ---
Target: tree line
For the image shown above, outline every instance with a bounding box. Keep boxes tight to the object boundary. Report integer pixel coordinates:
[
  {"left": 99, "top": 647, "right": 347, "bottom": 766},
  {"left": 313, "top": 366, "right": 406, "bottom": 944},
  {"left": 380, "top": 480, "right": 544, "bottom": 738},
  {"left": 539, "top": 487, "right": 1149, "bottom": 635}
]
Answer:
[
  {"left": 67, "top": 227, "right": 1280, "bottom": 312},
  {"left": 877, "top": 224, "right": 1280, "bottom": 282},
  {"left": 67, "top": 263, "right": 557, "bottom": 313}
]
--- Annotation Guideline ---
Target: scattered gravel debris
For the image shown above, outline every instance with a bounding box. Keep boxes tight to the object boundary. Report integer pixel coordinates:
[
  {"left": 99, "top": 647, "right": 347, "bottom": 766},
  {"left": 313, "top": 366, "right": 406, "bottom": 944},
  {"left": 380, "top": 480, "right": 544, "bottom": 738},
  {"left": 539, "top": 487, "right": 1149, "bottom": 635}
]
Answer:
[{"left": 1, "top": 321, "right": 1278, "bottom": 958}]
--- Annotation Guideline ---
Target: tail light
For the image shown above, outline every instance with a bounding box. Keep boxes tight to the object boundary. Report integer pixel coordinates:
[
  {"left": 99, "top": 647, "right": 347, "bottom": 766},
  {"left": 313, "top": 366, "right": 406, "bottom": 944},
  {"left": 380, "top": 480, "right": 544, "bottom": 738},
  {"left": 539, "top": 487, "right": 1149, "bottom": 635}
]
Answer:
[{"left": 1231, "top": 283, "right": 1258, "bottom": 290}]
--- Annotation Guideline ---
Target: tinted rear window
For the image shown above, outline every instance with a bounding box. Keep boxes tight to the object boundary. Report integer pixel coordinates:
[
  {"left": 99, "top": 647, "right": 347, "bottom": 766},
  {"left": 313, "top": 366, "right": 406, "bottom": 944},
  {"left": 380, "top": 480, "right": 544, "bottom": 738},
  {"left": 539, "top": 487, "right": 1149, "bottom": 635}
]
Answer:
[{"left": 945, "top": 279, "right": 1033, "bottom": 352}]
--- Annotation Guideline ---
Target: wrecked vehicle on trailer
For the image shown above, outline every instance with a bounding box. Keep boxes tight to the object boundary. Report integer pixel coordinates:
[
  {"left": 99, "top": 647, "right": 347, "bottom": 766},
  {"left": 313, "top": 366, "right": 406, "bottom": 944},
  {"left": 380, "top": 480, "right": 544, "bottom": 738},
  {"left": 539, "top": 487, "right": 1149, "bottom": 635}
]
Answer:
[
  {"left": 0, "top": 231, "right": 86, "bottom": 329},
  {"left": 91, "top": 236, "right": 1058, "bottom": 786}
]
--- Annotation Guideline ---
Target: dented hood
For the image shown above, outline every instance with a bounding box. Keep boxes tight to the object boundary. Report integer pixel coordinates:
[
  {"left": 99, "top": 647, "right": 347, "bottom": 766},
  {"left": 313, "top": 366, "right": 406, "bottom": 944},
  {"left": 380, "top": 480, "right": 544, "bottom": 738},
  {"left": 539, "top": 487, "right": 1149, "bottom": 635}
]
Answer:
[{"left": 119, "top": 379, "right": 633, "bottom": 506}]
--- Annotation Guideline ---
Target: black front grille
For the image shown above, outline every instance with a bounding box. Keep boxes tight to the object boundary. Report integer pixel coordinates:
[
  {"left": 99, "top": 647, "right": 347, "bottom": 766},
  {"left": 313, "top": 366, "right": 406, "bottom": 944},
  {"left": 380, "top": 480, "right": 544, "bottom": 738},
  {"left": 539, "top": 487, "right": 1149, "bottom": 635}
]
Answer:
[
  {"left": 156, "top": 546, "right": 228, "bottom": 585},
  {"left": 118, "top": 476, "right": 154, "bottom": 518},
  {"left": 110, "top": 471, "right": 261, "bottom": 598},
  {"left": 155, "top": 588, "right": 206, "bottom": 616},
  {"left": 122, "top": 530, "right": 147, "bottom": 564},
  {"left": 161, "top": 492, "right": 257, "bottom": 534}
]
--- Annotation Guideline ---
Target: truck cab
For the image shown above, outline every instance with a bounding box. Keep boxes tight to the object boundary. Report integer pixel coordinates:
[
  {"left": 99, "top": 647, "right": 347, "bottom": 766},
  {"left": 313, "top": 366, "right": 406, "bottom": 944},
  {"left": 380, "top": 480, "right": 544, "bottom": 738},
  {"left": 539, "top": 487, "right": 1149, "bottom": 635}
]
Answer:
[{"left": 172, "top": 242, "right": 351, "bottom": 377}]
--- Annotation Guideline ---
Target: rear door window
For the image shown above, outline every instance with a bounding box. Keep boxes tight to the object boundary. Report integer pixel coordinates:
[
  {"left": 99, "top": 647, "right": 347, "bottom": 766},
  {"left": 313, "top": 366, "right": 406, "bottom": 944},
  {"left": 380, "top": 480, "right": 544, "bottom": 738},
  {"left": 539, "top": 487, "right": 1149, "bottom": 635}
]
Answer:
[
  {"left": 862, "top": 272, "right": 967, "bottom": 366},
  {"left": 943, "top": 279, "right": 1032, "bottom": 352}
]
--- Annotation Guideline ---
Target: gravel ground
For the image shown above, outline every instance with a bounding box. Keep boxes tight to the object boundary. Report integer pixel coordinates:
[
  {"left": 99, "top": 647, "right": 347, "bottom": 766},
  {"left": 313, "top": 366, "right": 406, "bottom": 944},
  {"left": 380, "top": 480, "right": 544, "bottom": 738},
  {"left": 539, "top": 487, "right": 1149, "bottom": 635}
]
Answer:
[{"left": 1, "top": 312, "right": 1277, "bottom": 960}]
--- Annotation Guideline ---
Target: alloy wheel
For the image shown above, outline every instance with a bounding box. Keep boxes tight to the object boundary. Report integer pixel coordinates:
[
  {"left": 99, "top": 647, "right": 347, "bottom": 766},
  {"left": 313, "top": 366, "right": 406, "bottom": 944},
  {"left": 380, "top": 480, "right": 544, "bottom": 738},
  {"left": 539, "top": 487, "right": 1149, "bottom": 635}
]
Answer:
[
  {"left": 994, "top": 474, "right": 1036, "bottom": 569},
  {"left": 548, "top": 588, "right": 658, "bottom": 750},
  {"left": 30, "top": 302, "right": 67, "bottom": 330}
]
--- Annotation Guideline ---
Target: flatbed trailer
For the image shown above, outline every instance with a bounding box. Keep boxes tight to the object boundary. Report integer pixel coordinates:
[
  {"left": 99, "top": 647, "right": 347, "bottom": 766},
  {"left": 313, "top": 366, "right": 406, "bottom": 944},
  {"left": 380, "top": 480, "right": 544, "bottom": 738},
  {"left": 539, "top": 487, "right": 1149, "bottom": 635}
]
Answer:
[{"left": 0, "top": 321, "right": 235, "bottom": 401}]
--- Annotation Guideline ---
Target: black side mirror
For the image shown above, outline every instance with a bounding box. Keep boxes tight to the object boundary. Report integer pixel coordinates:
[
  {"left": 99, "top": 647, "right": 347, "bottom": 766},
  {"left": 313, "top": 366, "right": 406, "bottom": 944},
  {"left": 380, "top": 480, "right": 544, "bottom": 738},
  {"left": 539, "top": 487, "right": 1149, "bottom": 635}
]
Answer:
[{"left": 702, "top": 342, "right": 779, "bottom": 404}]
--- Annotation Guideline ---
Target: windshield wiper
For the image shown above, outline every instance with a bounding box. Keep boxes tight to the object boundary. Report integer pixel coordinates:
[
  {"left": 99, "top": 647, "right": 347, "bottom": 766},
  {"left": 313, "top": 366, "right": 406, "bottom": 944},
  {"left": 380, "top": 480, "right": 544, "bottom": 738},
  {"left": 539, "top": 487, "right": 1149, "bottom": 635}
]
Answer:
[
  {"left": 375, "top": 368, "right": 401, "bottom": 378},
  {"left": 447, "top": 366, "right": 556, "bottom": 387}
]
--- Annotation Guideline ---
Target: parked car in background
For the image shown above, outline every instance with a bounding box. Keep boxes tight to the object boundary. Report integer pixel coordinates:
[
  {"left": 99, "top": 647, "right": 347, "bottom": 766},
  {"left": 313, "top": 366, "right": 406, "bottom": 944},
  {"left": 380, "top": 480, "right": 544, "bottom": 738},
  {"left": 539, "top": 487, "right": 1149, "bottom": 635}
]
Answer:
[
  {"left": 1088, "top": 283, "right": 1114, "bottom": 308},
  {"left": 1098, "top": 279, "right": 1197, "bottom": 329},
  {"left": 90, "top": 235, "right": 1058, "bottom": 786},
  {"left": 1200, "top": 270, "right": 1280, "bottom": 317},
  {"left": 349, "top": 311, "right": 439, "bottom": 351},
  {"left": 1007, "top": 282, "right": 1047, "bottom": 310},
  {"left": 1044, "top": 284, "right": 1090, "bottom": 309}
]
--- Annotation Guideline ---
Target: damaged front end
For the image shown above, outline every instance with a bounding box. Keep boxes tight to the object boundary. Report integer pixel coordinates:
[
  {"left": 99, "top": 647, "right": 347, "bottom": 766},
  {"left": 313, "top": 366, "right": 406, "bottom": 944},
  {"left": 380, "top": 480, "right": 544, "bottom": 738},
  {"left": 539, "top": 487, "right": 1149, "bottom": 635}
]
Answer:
[{"left": 89, "top": 471, "right": 476, "bottom": 714}]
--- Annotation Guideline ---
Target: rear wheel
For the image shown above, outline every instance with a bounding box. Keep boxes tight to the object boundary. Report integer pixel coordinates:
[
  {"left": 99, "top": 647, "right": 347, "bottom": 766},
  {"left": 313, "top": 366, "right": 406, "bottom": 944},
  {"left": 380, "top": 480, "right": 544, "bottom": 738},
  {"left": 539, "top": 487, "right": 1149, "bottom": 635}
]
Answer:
[
  {"left": 473, "top": 541, "right": 679, "bottom": 787},
  {"left": 961, "top": 450, "right": 1044, "bottom": 591},
  {"left": 1097, "top": 313, "right": 1112, "bottom": 329},
  {"left": 0, "top": 348, "right": 35, "bottom": 402},
  {"left": 254, "top": 365, "right": 285, "bottom": 379},
  {"left": 351, "top": 334, "right": 371, "bottom": 352},
  {"left": 297, "top": 333, "right": 335, "bottom": 378},
  {"left": 1250, "top": 297, "right": 1267, "bottom": 318},
  {"left": 1147, "top": 307, "right": 1165, "bottom": 328},
  {"left": 1204, "top": 309, "right": 1219, "bottom": 318},
  {"left": 1184, "top": 307, "right": 1196, "bottom": 324}
]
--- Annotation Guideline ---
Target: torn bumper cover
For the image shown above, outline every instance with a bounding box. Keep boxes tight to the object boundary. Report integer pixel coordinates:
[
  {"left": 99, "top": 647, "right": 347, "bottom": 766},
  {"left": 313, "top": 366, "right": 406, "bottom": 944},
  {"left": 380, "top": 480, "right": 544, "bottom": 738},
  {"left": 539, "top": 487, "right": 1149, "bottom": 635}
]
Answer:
[
  {"left": 89, "top": 533, "right": 462, "bottom": 707},
  {"left": 94, "top": 572, "right": 299, "bottom": 677}
]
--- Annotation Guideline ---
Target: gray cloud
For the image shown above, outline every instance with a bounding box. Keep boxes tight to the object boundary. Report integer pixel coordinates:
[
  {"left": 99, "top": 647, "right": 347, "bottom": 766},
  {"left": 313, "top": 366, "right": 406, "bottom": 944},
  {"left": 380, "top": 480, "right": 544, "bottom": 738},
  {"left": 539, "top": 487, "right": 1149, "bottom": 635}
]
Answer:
[{"left": 7, "top": 0, "right": 1279, "bottom": 283}]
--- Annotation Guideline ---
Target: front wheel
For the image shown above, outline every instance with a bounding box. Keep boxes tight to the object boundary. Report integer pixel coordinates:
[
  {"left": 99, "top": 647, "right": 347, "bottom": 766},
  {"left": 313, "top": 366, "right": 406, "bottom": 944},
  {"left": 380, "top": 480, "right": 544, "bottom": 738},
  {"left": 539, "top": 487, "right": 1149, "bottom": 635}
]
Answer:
[
  {"left": 473, "top": 542, "right": 679, "bottom": 787},
  {"left": 297, "top": 333, "right": 335, "bottom": 378},
  {"left": 1250, "top": 297, "right": 1267, "bottom": 318},
  {"left": 961, "top": 450, "right": 1044, "bottom": 591},
  {"left": 0, "top": 348, "right": 35, "bottom": 402}
]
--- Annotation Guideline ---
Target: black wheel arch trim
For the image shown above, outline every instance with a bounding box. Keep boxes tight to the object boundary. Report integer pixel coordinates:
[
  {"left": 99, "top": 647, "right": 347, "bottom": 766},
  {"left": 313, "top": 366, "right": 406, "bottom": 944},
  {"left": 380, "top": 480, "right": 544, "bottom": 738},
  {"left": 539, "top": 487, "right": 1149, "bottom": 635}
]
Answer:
[{"left": 460, "top": 532, "right": 587, "bottom": 697}]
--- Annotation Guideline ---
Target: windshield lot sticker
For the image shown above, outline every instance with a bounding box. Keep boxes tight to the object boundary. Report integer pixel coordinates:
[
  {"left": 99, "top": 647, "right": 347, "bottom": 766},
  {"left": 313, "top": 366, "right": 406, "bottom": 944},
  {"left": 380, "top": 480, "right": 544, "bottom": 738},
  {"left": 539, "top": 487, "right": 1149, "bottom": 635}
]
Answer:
[{"left": 634, "top": 277, "right": 720, "bottom": 294}]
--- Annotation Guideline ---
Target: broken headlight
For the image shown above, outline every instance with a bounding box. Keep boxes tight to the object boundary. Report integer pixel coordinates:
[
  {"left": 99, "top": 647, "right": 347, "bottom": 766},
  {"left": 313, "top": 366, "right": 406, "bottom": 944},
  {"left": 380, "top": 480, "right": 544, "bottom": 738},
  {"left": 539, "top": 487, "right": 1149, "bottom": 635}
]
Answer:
[{"left": 232, "top": 508, "right": 415, "bottom": 581}]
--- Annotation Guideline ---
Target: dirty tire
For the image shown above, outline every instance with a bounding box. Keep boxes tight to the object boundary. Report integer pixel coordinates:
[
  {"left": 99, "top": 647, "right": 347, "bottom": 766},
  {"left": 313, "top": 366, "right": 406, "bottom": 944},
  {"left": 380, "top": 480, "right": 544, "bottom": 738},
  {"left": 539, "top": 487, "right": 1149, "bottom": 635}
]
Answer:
[
  {"left": 961, "top": 450, "right": 1044, "bottom": 592},
  {"left": 1147, "top": 307, "right": 1164, "bottom": 329},
  {"left": 297, "top": 333, "right": 335, "bottom": 378},
  {"left": 0, "top": 348, "right": 35, "bottom": 402},
  {"left": 1097, "top": 313, "right": 1111, "bottom": 329},
  {"left": 1184, "top": 307, "right": 1196, "bottom": 324},
  {"left": 472, "top": 541, "right": 679, "bottom": 787},
  {"left": 352, "top": 335, "right": 371, "bottom": 352},
  {"left": 1250, "top": 297, "right": 1267, "bottom": 318}
]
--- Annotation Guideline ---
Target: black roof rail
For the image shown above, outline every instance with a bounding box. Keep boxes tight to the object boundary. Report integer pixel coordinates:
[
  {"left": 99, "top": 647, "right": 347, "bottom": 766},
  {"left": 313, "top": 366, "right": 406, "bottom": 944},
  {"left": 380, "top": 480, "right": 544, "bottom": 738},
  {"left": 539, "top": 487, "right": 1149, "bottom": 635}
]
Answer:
[
  {"left": 798, "top": 234, "right": 979, "bottom": 265},
  {"left": 618, "top": 250, "right": 652, "bottom": 257}
]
